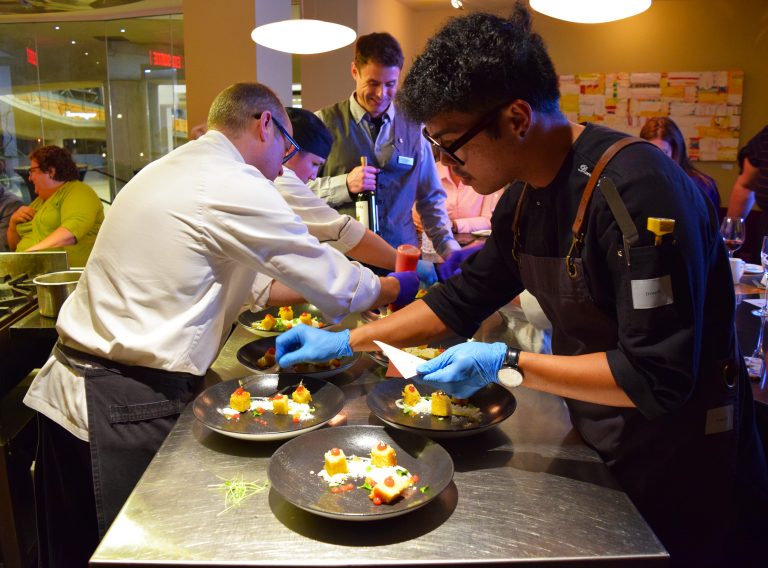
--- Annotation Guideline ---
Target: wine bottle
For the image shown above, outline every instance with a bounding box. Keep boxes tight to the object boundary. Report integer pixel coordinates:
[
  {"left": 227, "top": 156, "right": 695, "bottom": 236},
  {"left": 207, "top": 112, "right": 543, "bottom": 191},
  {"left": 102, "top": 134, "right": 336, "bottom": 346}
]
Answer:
[{"left": 355, "top": 156, "right": 379, "bottom": 234}]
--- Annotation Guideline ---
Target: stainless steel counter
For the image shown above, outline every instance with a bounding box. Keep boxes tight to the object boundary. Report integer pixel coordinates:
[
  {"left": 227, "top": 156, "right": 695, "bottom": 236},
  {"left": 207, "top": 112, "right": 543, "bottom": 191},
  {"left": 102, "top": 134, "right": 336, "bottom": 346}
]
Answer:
[{"left": 91, "top": 323, "right": 667, "bottom": 566}]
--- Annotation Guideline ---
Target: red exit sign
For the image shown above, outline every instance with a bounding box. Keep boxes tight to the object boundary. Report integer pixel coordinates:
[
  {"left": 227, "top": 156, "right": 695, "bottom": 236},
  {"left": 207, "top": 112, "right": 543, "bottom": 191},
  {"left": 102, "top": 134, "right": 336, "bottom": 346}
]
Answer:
[
  {"left": 26, "top": 47, "right": 38, "bottom": 66},
  {"left": 149, "top": 50, "right": 182, "bottom": 69}
]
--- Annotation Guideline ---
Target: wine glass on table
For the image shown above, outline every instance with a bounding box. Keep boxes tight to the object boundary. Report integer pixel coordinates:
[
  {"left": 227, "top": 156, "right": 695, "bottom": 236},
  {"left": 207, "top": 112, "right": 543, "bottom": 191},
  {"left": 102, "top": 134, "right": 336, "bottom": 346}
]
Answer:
[
  {"left": 720, "top": 217, "right": 745, "bottom": 258},
  {"left": 751, "top": 236, "right": 768, "bottom": 316}
]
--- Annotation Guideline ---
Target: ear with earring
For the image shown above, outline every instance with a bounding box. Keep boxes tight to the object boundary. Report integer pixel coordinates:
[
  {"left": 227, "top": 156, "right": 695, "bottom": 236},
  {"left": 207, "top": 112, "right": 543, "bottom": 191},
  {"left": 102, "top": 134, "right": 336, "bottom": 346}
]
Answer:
[{"left": 519, "top": 130, "right": 526, "bottom": 139}]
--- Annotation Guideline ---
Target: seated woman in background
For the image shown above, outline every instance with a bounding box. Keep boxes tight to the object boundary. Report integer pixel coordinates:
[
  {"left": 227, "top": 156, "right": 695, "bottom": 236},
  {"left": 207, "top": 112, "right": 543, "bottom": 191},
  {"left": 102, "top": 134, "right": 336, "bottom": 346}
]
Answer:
[
  {"left": 639, "top": 116, "right": 720, "bottom": 209},
  {"left": 7, "top": 145, "right": 104, "bottom": 267}
]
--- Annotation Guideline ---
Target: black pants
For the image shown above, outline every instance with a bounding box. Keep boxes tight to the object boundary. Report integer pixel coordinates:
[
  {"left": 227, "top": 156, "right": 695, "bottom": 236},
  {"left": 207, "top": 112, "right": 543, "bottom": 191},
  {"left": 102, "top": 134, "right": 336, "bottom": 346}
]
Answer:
[{"left": 34, "top": 347, "right": 203, "bottom": 567}]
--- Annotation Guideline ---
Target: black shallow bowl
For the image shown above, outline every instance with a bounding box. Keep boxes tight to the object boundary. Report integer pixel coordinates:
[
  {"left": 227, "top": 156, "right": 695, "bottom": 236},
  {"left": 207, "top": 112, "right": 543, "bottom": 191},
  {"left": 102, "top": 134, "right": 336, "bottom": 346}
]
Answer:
[
  {"left": 237, "top": 303, "right": 326, "bottom": 334},
  {"left": 193, "top": 374, "right": 344, "bottom": 441},
  {"left": 367, "top": 378, "right": 516, "bottom": 438},
  {"left": 237, "top": 336, "right": 360, "bottom": 380},
  {"left": 268, "top": 425, "right": 454, "bottom": 520}
]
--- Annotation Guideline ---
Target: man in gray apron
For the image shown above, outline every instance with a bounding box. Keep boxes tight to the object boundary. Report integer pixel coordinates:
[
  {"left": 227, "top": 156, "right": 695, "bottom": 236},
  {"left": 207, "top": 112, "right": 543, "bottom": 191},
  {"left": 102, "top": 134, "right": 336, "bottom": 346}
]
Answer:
[{"left": 277, "top": 6, "right": 768, "bottom": 567}]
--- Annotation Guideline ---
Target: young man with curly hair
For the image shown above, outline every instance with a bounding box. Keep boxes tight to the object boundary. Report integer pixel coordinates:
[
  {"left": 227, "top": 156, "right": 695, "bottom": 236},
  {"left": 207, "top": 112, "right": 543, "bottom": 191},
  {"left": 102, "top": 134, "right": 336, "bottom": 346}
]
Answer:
[{"left": 277, "top": 4, "right": 768, "bottom": 566}]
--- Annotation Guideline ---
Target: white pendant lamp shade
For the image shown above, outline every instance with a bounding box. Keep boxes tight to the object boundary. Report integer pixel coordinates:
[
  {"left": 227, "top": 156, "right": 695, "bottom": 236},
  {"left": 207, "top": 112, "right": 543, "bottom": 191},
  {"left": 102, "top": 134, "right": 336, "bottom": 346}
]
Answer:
[
  {"left": 529, "top": 0, "right": 652, "bottom": 24},
  {"left": 251, "top": 19, "right": 357, "bottom": 54}
]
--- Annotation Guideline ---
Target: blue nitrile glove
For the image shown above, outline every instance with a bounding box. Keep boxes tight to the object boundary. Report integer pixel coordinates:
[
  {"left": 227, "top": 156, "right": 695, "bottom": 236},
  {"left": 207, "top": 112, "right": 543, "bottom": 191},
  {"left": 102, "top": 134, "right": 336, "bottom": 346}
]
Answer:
[
  {"left": 437, "top": 244, "right": 484, "bottom": 282},
  {"left": 276, "top": 326, "right": 353, "bottom": 368},
  {"left": 416, "top": 259, "right": 437, "bottom": 288},
  {"left": 416, "top": 341, "right": 507, "bottom": 398},
  {"left": 388, "top": 270, "right": 420, "bottom": 310}
]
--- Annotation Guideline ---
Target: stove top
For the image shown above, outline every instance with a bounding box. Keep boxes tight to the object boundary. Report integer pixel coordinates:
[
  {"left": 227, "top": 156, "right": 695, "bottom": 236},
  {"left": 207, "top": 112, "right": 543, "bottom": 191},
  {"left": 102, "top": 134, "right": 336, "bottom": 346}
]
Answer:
[{"left": 0, "top": 251, "right": 69, "bottom": 329}]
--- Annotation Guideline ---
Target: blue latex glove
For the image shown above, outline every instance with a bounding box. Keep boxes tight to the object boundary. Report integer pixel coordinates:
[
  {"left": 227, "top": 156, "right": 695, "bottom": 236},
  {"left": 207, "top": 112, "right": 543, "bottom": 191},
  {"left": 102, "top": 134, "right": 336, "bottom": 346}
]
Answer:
[
  {"left": 276, "top": 326, "right": 353, "bottom": 368},
  {"left": 416, "top": 259, "right": 437, "bottom": 288},
  {"left": 388, "top": 270, "right": 420, "bottom": 310},
  {"left": 437, "top": 244, "right": 484, "bottom": 282},
  {"left": 416, "top": 341, "right": 507, "bottom": 398}
]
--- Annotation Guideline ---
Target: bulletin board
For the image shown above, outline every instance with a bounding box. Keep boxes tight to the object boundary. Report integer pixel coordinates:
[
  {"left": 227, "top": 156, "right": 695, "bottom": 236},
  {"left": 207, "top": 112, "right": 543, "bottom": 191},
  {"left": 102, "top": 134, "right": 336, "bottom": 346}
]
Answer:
[{"left": 559, "top": 70, "right": 744, "bottom": 161}]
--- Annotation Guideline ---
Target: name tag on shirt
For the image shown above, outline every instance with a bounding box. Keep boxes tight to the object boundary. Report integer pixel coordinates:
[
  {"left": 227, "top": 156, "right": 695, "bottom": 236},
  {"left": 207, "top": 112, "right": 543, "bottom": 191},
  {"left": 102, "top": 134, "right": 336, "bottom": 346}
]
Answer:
[
  {"left": 398, "top": 155, "right": 414, "bottom": 166},
  {"left": 705, "top": 405, "right": 734, "bottom": 435},
  {"left": 630, "top": 275, "right": 673, "bottom": 309}
]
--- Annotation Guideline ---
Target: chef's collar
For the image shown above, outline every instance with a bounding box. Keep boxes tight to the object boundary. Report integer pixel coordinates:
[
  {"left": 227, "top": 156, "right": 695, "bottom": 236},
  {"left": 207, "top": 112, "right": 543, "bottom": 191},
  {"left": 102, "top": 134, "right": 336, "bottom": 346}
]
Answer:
[{"left": 348, "top": 92, "right": 396, "bottom": 126}]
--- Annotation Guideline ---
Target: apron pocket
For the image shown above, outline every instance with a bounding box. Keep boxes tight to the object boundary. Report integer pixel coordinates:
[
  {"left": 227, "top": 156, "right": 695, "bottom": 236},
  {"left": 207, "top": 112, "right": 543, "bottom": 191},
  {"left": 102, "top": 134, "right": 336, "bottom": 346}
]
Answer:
[
  {"left": 619, "top": 243, "right": 679, "bottom": 333},
  {"left": 108, "top": 399, "right": 185, "bottom": 424}
]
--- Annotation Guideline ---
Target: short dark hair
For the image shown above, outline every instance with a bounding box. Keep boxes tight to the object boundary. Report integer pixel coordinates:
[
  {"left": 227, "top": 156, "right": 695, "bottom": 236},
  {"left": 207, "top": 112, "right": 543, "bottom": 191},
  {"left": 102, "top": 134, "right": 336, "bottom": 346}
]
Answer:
[
  {"left": 207, "top": 82, "right": 287, "bottom": 137},
  {"left": 354, "top": 32, "right": 404, "bottom": 70},
  {"left": 286, "top": 107, "right": 334, "bottom": 159},
  {"left": 397, "top": 2, "right": 560, "bottom": 124},
  {"left": 29, "top": 145, "right": 79, "bottom": 182}
]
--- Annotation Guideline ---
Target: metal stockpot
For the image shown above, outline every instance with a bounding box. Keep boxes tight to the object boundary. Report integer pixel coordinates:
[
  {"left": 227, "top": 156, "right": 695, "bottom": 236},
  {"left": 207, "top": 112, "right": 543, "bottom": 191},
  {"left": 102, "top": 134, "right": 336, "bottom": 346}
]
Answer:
[{"left": 32, "top": 270, "right": 82, "bottom": 318}]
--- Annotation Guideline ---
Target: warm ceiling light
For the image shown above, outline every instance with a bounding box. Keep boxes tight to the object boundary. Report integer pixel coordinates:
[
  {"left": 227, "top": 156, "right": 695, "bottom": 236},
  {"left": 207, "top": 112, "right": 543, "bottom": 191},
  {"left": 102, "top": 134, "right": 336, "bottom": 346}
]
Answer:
[
  {"left": 450, "top": 0, "right": 464, "bottom": 9},
  {"left": 530, "top": 0, "right": 652, "bottom": 24},
  {"left": 251, "top": 19, "right": 356, "bottom": 55}
]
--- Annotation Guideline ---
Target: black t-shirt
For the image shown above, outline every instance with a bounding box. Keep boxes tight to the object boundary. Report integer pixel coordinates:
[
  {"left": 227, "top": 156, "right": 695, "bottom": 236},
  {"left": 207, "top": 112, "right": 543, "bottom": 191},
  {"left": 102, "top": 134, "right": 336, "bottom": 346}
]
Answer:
[{"left": 424, "top": 123, "right": 735, "bottom": 419}]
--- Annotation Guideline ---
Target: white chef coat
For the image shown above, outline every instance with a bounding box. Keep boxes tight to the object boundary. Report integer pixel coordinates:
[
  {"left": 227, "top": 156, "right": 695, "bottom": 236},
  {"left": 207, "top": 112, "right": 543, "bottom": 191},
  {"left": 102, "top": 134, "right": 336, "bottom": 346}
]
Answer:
[
  {"left": 275, "top": 167, "right": 366, "bottom": 253},
  {"left": 24, "top": 129, "right": 381, "bottom": 441}
]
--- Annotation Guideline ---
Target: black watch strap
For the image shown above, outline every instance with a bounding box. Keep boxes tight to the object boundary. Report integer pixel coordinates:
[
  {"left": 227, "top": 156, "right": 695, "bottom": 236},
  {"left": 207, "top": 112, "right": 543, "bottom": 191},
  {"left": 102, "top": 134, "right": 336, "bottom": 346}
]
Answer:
[{"left": 504, "top": 346, "right": 521, "bottom": 370}]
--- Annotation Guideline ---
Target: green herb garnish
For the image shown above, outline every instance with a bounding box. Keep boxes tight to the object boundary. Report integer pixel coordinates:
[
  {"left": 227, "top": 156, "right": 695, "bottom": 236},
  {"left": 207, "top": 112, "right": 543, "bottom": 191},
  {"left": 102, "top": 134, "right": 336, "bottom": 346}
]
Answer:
[
  {"left": 419, "top": 486, "right": 430, "bottom": 494},
  {"left": 359, "top": 480, "right": 374, "bottom": 491},
  {"left": 209, "top": 474, "right": 269, "bottom": 514}
]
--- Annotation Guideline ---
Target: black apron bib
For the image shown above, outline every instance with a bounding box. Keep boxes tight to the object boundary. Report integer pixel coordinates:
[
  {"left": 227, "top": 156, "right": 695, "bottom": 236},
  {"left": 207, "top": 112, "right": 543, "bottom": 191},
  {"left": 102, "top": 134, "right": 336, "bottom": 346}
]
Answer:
[
  {"left": 55, "top": 342, "right": 203, "bottom": 537},
  {"left": 510, "top": 140, "right": 762, "bottom": 566}
]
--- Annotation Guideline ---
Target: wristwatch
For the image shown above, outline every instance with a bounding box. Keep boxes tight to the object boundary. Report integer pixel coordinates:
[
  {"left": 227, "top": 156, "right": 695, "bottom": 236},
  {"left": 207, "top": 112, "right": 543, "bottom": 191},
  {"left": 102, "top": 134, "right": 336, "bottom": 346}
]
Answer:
[{"left": 497, "top": 346, "right": 524, "bottom": 388}]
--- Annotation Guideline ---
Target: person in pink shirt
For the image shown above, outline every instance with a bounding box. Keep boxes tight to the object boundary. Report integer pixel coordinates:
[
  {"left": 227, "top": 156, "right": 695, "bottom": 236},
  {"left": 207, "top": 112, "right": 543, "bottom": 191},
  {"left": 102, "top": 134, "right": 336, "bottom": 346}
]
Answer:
[{"left": 413, "top": 161, "right": 504, "bottom": 234}]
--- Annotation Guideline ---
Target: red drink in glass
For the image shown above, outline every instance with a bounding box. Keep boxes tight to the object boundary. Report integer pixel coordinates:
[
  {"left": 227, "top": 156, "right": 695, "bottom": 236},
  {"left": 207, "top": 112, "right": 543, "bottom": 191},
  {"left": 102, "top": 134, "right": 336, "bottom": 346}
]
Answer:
[{"left": 395, "top": 244, "right": 420, "bottom": 272}]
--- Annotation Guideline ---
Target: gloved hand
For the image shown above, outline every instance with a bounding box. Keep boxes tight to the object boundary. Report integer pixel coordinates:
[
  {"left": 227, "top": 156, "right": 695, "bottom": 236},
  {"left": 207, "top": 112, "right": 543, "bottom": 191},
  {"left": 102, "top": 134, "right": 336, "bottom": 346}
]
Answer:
[
  {"left": 276, "top": 326, "right": 353, "bottom": 368},
  {"left": 416, "top": 259, "right": 437, "bottom": 288},
  {"left": 417, "top": 341, "right": 507, "bottom": 398},
  {"left": 437, "top": 244, "right": 484, "bottom": 282},
  {"left": 387, "top": 270, "right": 420, "bottom": 310}
]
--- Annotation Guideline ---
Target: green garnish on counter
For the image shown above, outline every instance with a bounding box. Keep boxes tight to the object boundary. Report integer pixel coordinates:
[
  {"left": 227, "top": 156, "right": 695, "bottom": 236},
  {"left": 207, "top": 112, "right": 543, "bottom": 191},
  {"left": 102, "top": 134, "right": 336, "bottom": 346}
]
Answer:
[{"left": 209, "top": 474, "right": 269, "bottom": 514}]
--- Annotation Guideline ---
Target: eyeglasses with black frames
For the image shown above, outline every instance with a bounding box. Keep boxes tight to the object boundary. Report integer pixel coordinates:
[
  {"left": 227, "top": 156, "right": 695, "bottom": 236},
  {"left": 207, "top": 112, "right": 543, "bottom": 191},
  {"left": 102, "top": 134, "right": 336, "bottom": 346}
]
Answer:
[
  {"left": 254, "top": 113, "right": 301, "bottom": 164},
  {"left": 422, "top": 101, "right": 511, "bottom": 166}
]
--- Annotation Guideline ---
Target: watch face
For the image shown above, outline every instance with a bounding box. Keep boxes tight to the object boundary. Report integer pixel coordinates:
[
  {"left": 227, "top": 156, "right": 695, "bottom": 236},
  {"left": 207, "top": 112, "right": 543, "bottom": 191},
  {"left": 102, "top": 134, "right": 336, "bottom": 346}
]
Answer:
[{"left": 497, "top": 367, "right": 523, "bottom": 389}]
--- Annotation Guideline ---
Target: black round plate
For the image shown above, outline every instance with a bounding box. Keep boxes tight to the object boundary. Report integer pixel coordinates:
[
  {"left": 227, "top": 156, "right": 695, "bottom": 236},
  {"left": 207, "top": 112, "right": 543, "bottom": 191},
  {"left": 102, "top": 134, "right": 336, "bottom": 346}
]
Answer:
[
  {"left": 193, "top": 374, "right": 344, "bottom": 441},
  {"left": 237, "top": 303, "right": 327, "bottom": 334},
  {"left": 367, "top": 378, "right": 516, "bottom": 438},
  {"left": 268, "top": 425, "right": 453, "bottom": 520},
  {"left": 237, "top": 336, "right": 360, "bottom": 379}
]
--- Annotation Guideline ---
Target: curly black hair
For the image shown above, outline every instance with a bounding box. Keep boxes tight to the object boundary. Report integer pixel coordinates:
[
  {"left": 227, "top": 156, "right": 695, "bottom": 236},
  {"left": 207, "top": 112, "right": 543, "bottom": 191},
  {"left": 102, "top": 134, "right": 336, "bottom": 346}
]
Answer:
[
  {"left": 397, "top": 2, "right": 560, "bottom": 123},
  {"left": 29, "top": 145, "right": 79, "bottom": 182}
]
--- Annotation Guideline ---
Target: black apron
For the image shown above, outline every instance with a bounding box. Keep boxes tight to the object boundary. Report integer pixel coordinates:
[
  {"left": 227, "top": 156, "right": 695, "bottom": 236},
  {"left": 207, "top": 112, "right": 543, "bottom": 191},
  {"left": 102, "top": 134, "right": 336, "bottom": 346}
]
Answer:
[
  {"left": 54, "top": 342, "right": 203, "bottom": 537},
  {"left": 511, "top": 139, "right": 766, "bottom": 567}
]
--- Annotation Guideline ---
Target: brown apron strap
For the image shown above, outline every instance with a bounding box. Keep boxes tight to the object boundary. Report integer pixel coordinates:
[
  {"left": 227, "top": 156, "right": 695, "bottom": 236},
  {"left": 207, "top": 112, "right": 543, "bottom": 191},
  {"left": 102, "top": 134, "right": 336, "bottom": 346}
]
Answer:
[
  {"left": 565, "top": 137, "right": 653, "bottom": 277},
  {"left": 571, "top": 137, "right": 651, "bottom": 236}
]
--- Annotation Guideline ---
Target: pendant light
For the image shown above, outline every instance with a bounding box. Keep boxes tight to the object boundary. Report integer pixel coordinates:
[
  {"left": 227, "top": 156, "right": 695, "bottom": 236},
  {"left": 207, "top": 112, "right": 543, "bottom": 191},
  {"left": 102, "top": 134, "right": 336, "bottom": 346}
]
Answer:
[
  {"left": 529, "top": 0, "right": 652, "bottom": 24},
  {"left": 251, "top": 0, "right": 357, "bottom": 55}
]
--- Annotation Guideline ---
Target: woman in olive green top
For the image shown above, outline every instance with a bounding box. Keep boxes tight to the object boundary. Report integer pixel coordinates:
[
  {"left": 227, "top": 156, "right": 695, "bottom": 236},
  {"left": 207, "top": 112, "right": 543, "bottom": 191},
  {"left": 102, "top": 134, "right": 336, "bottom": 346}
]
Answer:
[{"left": 7, "top": 145, "right": 104, "bottom": 267}]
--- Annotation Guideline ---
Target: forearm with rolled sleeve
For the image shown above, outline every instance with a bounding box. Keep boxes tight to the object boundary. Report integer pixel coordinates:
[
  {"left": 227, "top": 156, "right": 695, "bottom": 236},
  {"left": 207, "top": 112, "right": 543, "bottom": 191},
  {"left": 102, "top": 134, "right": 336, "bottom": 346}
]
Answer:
[{"left": 309, "top": 174, "right": 352, "bottom": 208}]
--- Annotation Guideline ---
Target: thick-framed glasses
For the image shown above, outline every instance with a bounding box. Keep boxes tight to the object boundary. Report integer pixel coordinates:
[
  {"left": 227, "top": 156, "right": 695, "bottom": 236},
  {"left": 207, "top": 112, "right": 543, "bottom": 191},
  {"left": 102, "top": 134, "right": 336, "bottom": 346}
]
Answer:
[
  {"left": 28, "top": 166, "right": 42, "bottom": 173},
  {"left": 422, "top": 101, "right": 510, "bottom": 166},
  {"left": 254, "top": 113, "right": 301, "bottom": 164}
]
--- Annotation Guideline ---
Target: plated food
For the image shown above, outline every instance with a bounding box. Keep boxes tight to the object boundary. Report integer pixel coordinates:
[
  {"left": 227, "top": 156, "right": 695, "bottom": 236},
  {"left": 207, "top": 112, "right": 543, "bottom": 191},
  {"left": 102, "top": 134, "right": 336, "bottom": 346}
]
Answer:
[
  {"left": 398, "top": 383, "right": 482, "bottom": 422},
  {"left": 368, "top": 378, "right": 516, "bottom": 438},
  {"left": 237, "top": 303, "right": 326, "bottom": 335},
  {"left": 318, "top": 441, "right": 420, "bottom": 506},
  {"left": 268, "top": 425, "right": 454, "bottom": 520},
  {"left": 192, "top": 374, "right": 344, "bottom": 441},
  {"left": 368, "top": 343, "right": 445, "bottom": 368},
  {"left": 237, "top": 336, "right": 359, "bottom": 380}
]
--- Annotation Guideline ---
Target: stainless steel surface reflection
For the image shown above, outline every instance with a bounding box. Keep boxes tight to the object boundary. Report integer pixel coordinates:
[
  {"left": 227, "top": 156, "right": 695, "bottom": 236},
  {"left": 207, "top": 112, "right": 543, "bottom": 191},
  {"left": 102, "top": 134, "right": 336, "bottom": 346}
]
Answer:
[{"left": 91, "top": 323, "right": 667, "bottom": 566}]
